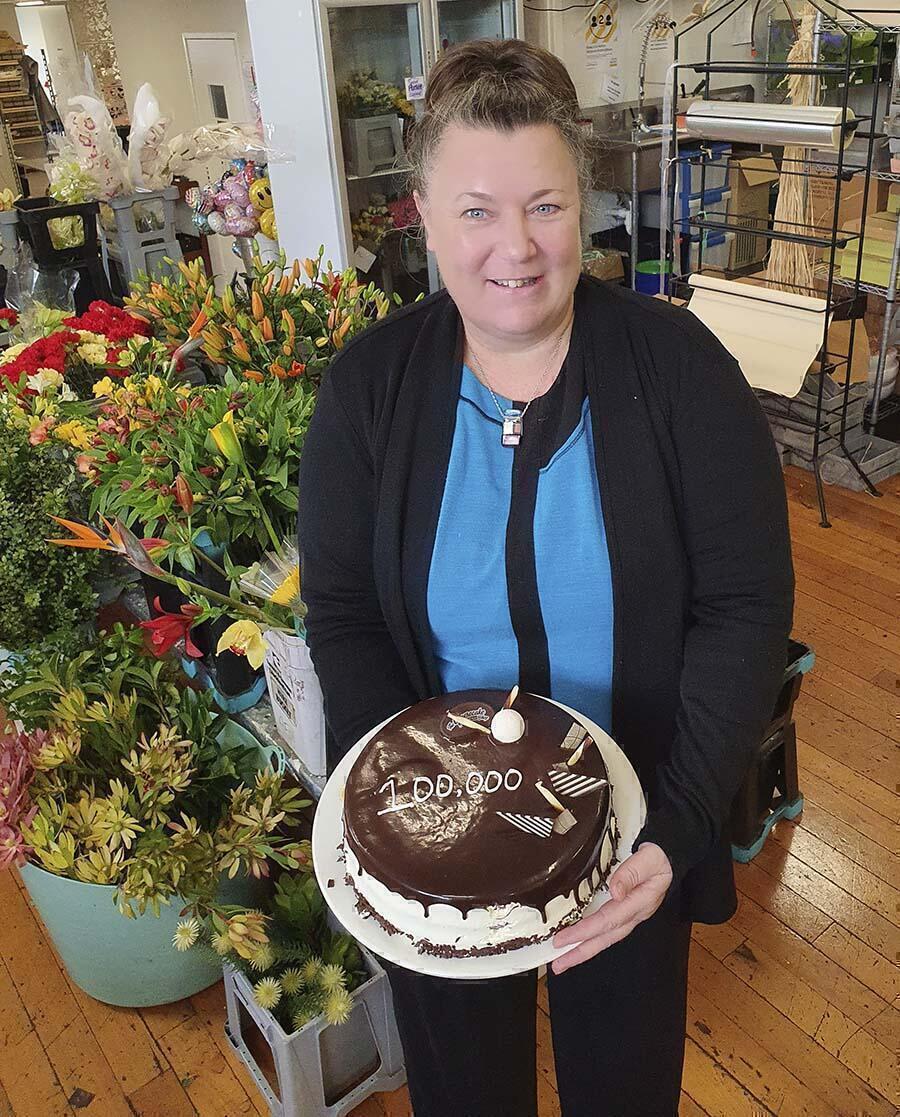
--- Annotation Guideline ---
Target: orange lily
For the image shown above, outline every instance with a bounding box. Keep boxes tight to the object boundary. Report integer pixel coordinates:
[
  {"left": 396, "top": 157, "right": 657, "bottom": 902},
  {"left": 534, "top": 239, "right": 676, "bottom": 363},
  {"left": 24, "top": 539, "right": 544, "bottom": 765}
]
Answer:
[
  {"left": 260, "top": 316, "right": 274, "bottom": 342},
  {"left": 188, "top": 309, "right": 209, "bottom": 339},
  {"left": 244, "top": 369, "right": 265, "bottom": 382}
]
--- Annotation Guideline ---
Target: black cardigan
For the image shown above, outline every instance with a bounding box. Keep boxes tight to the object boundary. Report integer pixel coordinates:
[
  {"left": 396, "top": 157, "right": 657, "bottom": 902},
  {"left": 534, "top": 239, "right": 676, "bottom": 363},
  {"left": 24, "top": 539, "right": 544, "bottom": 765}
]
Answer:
[{"left": 297, "top": 277, "right": 794, "bottom": 924}]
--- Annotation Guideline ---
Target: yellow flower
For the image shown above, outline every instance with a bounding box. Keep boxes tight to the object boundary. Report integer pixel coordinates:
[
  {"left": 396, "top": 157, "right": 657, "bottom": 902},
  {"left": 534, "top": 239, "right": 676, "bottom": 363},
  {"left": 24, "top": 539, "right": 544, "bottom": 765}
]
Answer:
[
  {"left": 92, "top": 376, "right": 116, "bottom": 397},
  {"left": 270, "top": 567, "right": 301, "bottom": 608},
  {"left": 280, "top": 967, "right": 304, "bottom": 995},
  {"left": 144, "top": 374, "right": 163, "bottom": 396},
  {"left": 253, "top": 977, "right": 282, "bottom": 1010},
  {"left": 0, "top": 342, "right": 27, "bottom": 365},
  {"left": 53, "top": 420, "right": 92, "bottom": 451},
  {"left": 323, "top": 987, "right": 353, "bottom": 1026},
  {"left": 172, "top": 918, "right": 201, "bottom": 952},
  {"left": 209, "top": 410, "right": 243, "bottom": 465},
  {"left": 318, "top": 963, "right": 346, "bottom": 993},
  {"left": 216, "top": 620, "right": 267, "bottom": 669},
  {"left": 211, "top": 931, "right": 233, "bottom": 956},
  {"left": 26, "top": 368, "right": 65, "bottom": 394},
  {"left": 77, "top": 342, "right": 108, "bottom": 366},
  {"left": 117, "top": 349, "right": 135, "bottom": 367}
]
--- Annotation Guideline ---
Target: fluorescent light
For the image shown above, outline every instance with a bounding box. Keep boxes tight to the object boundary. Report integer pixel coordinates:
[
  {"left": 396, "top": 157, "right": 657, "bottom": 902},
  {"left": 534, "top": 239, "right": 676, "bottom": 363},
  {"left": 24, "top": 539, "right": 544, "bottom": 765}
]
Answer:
[{"left": 15, "top": 2, "right": 46, "bottom": 7}]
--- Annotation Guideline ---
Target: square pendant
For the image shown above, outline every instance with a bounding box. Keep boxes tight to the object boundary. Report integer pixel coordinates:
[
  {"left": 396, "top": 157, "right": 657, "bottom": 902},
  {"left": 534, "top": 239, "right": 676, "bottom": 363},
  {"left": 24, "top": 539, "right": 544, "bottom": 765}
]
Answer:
[{"left": 502, "top": 410, "right": 523, "bottom": 447}]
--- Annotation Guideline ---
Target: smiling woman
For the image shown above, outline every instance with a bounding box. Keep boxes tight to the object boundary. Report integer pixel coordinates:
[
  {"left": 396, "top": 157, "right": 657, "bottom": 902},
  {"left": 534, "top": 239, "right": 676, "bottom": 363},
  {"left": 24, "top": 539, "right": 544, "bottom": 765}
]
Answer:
[{"left": 297, "top": 37, "right": 794, "bottom": 1117}]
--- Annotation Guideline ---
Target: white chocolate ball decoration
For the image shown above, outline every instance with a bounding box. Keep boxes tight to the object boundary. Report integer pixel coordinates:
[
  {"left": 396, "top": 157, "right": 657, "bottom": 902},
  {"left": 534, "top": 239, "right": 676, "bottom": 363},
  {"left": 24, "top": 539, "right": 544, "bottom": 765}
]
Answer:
[{"left": 490, "top": 708, "right": 526, "bottom": 744}]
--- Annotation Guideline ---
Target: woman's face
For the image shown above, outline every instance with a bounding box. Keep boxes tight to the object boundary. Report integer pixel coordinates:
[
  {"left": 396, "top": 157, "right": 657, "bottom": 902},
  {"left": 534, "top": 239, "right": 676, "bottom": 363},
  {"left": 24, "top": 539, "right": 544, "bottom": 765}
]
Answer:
[{"left": 415, "top": 123, "right": 582, "bottom": 348}]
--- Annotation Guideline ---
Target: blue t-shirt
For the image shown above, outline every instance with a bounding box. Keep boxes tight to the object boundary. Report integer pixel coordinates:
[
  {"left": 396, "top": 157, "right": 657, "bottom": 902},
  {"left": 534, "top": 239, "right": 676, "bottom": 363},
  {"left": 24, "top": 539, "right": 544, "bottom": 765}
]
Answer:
[{"left": 427, "top": 365, "right": 614, "bottom": 732}]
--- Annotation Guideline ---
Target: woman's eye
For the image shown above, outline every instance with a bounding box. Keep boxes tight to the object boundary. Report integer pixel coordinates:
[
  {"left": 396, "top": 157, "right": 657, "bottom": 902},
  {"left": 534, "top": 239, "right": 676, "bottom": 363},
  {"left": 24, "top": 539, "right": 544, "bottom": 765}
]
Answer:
[
  {"left": 463, "top": 208, "right": 487, "bottom": 219},
  {"left": 534, "top": 204, "right": 560, "bottom": 215}
]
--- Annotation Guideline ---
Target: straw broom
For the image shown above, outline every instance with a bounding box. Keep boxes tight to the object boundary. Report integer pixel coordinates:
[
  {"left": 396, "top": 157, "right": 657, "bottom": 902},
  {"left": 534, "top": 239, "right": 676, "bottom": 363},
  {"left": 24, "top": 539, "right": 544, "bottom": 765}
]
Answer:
[{"left": 768, "top": 3, "right": 818, "bottom": 292}]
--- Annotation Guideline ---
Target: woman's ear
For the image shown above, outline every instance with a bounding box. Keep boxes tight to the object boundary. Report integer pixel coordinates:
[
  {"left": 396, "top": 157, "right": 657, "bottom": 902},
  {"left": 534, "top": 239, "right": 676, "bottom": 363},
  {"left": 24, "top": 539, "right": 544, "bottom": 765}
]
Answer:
[{"left": 413, "top": 190, "right": 433, "bottom": 252}]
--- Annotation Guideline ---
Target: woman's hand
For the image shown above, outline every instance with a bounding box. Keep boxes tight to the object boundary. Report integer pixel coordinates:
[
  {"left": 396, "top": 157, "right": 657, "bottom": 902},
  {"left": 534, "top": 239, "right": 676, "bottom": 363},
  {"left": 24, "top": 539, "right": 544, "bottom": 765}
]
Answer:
[{"left": 550, "top": 842, "right": 673, "bottom": 974}]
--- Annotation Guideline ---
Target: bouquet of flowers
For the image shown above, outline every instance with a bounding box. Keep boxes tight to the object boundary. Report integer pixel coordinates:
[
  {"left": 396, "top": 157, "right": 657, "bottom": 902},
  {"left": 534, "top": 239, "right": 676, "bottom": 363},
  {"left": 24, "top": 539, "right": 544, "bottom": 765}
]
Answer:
[
  {"left": 0, "top": 301, "right": 153, "bottom": 399},
  {"left": 337, "top": 71, "right": 414, "bottom": 119},
  {"left": 126, "top": 248, "right": 396, "bottom": 385}
]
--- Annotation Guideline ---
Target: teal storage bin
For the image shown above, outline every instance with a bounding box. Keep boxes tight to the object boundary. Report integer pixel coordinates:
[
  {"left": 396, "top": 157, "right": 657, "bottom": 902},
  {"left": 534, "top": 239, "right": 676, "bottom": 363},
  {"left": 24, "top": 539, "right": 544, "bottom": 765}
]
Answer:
[{"left": 17, "top": 721, "right": 280, "bottom": 1007}]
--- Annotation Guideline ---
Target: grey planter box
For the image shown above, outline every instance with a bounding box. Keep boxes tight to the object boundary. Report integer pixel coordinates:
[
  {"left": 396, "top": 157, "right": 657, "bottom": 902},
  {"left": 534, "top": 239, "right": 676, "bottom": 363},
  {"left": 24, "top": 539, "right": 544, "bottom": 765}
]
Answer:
[{"left": 224, "top": 948, "right": 405, "bottom": 1117}]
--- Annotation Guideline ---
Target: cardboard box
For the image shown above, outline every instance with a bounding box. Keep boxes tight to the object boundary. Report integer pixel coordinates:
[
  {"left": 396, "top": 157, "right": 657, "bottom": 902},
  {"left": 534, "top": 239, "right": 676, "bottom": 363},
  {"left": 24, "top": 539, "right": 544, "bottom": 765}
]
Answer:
[
  {"left": 581, "top": 249, "right": 625, "bottom": 282},
  {"left": 729, "top": 154, "right": 778, "bottom": 267},
  {"left": 844, "top": 210, "right": 898, "bottom": 244},
  {"left": 888, "top": 183, "right": 900, "bottom": 215}
]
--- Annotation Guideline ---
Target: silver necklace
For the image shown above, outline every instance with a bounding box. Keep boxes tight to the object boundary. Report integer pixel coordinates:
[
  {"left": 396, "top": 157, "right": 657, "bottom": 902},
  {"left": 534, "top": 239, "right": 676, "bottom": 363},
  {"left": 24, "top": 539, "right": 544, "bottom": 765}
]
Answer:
[{"left": 468, "top": 331, "right": 567, "bottom": 447}]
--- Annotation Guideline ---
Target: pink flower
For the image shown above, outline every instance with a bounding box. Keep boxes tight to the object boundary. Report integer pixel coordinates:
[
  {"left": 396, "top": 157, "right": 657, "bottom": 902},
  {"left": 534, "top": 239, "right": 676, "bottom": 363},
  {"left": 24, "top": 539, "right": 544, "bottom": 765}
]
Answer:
[{"left": 0, "top": 725, "right": 40, "bottom": 870}]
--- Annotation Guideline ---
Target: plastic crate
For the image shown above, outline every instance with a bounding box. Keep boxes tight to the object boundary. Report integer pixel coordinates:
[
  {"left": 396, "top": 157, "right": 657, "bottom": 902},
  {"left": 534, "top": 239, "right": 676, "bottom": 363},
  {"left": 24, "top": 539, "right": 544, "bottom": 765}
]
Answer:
[
  {"left": 689, "top": 231, "right": 735, "bottom": 271},
  {"left": 100, "top": 186, "right": 183, "bottom": 286},
  {"left": 730, "top": 639, "right": 814, "bottom": 862},
  {"left": 13, "top": 196, "right": 113, "bottom": 312},
  {"left": 263, "top": 629, "right": 327, "bottom": 778},
  {"left": 224, "top": 946, "right": 406, "bottom": 1117}
]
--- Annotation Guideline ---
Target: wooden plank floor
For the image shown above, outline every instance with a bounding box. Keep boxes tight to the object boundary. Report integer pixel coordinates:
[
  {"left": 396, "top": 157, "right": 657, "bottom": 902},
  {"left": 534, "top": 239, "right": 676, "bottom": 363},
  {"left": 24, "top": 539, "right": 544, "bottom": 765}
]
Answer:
[{"left": 1, "top": 466, "right": 898, "bottom": 1117}]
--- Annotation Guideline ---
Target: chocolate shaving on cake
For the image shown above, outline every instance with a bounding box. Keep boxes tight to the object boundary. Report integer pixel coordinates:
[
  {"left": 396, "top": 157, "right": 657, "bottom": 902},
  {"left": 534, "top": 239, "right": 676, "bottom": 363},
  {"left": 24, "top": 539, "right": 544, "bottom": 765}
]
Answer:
[
  {"left": 552, "top": 810, "right": 577, "bottom": 835},
  {"left": 566, "top": 736, "right": 591, "bottom": 767},
  {"left": 497, "top": 812, "right": 554, "bottom": 838},
  {"left": 560, "top": 722, "right": 587, "bottom": 751},
  {"left": 549, "top": 770, "right": 609, "bottom": 799}
]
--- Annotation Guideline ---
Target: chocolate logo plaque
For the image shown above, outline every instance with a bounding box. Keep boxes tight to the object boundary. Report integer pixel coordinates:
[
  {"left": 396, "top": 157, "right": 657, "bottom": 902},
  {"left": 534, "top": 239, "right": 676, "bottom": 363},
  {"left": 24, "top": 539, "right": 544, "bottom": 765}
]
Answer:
[{"left": 441, "top": 702, "right": 495, "bottom": 742}]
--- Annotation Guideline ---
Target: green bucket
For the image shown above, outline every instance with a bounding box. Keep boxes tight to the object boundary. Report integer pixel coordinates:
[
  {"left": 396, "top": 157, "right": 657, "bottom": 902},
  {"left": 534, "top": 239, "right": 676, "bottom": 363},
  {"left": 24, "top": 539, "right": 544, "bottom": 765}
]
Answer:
[{"left": 18, "top": 721, "right": 280, "bottom": 1007}]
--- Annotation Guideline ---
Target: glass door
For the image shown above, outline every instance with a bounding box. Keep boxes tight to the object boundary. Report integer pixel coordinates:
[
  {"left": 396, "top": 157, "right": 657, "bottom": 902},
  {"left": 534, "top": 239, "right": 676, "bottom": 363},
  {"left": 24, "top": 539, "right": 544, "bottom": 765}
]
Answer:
[
  {"left": 434, "top": 0, "right": 519, "bottom": 53},
  {"left": 319, "top": 0, "right": 433, "bottom": 303}
]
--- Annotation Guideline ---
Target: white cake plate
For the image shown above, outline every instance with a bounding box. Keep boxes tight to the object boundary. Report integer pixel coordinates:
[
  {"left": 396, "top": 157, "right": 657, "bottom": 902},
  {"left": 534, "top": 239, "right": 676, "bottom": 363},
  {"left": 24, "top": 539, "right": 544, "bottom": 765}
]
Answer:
[{"left": 312, "top": 698, "right": 647, "bottom": 980}]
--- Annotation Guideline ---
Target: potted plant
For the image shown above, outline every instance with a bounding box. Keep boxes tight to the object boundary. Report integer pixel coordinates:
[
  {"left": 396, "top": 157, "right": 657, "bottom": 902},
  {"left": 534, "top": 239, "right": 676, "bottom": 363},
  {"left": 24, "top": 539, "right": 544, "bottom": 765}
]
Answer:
[
  {"left": 0, "top": 395, "right": 98, "bottom": 659},
  {"left": 189, "top": 865, "right": 405, "bottom": 1114},
  {"left": 0, "top": 624, "right": 310, "bottom": 1006}
]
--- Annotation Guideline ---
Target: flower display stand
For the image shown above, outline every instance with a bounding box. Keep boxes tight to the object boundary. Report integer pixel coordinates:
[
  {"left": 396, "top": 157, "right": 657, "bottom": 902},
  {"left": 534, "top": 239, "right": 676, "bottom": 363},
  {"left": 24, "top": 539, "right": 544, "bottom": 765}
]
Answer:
[
  {"left": 262, "top": 629, "right": 327, "bottom": 778},
  {"left": 224, "top": 947, "right": 405, "bottom": 1117},
  {"left": 13, "top": 197, "right": 113, "bottom": 313},
  {"left": 99, "top": 186, "right": 183, "bottom": 287}
]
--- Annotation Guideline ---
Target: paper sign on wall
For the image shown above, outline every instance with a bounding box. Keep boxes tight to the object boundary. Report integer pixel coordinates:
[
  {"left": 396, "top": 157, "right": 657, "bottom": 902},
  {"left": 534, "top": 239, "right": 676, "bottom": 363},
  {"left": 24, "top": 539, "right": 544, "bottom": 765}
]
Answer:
[
  {"left": 353, "top": 245, "right": 377, "bottom": 273},
  {"left": 584, "top": 0, "right": 620, "bottom": 72},
  {"left": 405, "top": 76, "right": 426, "bottom": 101}
]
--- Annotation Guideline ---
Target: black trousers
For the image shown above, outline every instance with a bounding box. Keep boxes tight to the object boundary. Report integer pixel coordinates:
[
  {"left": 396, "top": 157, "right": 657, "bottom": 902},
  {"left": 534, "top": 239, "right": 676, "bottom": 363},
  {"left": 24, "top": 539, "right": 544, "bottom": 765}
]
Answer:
[{"left": 382, "top": 898, "right": 692, "bottom": 1117}]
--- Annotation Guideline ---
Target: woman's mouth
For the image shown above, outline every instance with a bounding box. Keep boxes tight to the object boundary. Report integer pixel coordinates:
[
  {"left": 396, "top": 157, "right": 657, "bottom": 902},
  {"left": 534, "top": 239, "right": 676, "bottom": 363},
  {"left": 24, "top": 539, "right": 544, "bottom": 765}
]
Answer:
[{"left": 488, "top": 276, "right": 542, "bottom": 290}]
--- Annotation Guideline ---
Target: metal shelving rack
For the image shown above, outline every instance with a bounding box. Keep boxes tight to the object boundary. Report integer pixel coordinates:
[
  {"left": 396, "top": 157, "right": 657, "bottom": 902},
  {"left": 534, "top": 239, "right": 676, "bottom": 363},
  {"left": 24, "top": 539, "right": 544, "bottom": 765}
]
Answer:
[{"left": 660, "top": 0, "right": 889, "bottom": 527}]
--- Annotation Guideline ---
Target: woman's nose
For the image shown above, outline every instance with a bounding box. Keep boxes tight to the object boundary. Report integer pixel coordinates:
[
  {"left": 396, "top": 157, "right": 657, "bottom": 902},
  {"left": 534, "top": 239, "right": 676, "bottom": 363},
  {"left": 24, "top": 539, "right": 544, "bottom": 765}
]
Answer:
[{"left": 497, "top": 213, "right": 536, "bottom": 264}]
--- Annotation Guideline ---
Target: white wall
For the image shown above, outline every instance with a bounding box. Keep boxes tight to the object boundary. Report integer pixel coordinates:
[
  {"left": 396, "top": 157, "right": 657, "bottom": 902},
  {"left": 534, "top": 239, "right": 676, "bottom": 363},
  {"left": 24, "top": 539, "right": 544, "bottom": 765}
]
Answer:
[
  {"left": 245, "top": 0, "right": 346, "bottom": 269},
  {"left": 106, "top": 0, "right": 254, "bottom": 135}
]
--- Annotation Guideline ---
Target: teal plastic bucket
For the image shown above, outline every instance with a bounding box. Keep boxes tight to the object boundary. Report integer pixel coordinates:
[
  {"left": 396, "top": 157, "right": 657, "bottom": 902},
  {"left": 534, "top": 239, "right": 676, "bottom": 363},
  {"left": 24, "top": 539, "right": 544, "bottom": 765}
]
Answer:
[
  {"left": 635, "top": 259, "right": 672, "bottom": 295},
  {"left": 17, "top": 721, "right": 279, "bottom": 1007}
]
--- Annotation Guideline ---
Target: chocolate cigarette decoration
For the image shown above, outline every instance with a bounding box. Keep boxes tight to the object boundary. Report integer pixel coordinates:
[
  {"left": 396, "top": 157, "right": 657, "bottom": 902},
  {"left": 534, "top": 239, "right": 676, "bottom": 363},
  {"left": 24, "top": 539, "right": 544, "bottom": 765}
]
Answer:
[
  {"left": 448, "top": 712, "right": 492, "bottom": 736},
  {"left": 503, "top": 685, "right": 519, "bottom": 709},
  {"left": 560, "top": 722, "right": 587, "bottom": 751},
  {"left": 566, "top": 736, "right": 591, "bottom": 767},
  {"left": 497, "top": 812, "right": 553, "bottom": 838},
  {"left": 535, "top": 780, "right": 578, "bottom": 834}
]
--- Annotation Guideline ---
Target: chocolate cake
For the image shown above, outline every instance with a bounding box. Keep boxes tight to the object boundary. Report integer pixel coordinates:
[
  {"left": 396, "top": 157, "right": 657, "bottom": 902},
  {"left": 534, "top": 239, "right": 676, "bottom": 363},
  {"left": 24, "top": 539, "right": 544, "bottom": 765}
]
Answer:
[{"left": 342, "top": 689, "right": 617, "bottom": 958}]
